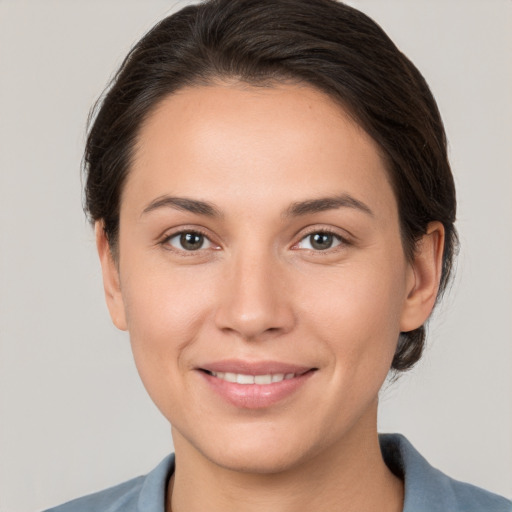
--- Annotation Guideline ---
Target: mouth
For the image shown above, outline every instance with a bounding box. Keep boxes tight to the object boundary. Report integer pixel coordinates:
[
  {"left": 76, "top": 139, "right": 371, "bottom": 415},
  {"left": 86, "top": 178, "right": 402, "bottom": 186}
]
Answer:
[
  {"left": 197, "top": 361, "right": 317, "bottom": 409},
  {"left": 201, "top": 369, "right": 311, "bottom": 385}
]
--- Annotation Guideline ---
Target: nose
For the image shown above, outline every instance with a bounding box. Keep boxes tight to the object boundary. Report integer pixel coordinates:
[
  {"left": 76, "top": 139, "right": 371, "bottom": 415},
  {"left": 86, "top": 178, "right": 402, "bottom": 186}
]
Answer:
[{"left": 214, "top": 247, "right": 295, "bottom": 341}]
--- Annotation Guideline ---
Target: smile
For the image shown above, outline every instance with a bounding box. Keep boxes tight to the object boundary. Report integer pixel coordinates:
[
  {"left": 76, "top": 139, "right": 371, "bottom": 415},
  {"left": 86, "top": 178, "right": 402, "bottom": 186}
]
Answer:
[
  {"left": 207, "top": 371, "right": 296, "bottom": 384},
  {"left": 198, "top": 363, "right": 317, "bottom": 409}
]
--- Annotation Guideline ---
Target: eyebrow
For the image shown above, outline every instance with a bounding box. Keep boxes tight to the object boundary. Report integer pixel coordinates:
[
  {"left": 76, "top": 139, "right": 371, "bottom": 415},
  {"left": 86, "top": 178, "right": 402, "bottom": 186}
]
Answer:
[
  {"left": 283, "top": 194, "right": 374, "bottom": 218},
  {"left": 141, "top": 196, "right": 222, "bottom": 218},
  {"left": 141, "top": 193, "right": 373, "bottom": 219}
]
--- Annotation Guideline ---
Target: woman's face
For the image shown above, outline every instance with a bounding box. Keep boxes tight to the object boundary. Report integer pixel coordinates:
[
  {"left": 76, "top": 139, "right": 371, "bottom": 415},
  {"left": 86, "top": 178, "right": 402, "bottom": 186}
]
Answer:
[{"left": 99, "top": 83, "right": 435, "bottom": 473}]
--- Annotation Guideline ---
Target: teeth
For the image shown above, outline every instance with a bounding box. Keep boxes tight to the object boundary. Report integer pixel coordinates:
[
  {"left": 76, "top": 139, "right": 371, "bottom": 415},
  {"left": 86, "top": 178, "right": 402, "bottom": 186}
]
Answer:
[
  {"left": 210, "top": 371, "right": 296, "bottom": 384},
  {"left": 255, "top": 374, "right": 272, "bottom": 385},
  {"left": 236, "top": 374, "right": 255, "bottom": 384}
]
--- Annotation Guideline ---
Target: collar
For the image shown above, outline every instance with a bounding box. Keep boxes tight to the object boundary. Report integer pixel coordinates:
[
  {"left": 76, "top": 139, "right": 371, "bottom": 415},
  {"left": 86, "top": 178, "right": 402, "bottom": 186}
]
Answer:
[{"left": 136, "top": 434, "right": 510, "bottom": 512}]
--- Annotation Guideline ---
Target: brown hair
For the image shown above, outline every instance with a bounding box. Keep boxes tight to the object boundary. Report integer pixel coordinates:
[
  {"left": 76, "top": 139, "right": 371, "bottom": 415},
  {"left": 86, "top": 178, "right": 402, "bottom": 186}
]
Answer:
[{"left": 84, "top": 0, "right": 457, "bottom": 371}]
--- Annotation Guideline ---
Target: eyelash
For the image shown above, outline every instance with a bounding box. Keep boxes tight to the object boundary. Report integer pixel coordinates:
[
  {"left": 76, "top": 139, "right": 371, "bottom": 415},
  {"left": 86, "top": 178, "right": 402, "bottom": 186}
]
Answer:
[
  {"left": 293, "top": 228, "right": 348, "bottom": 252},
  {"left": 160, "top": 227, "right": 349, "bottom": 255},
  {"left": 161, "top": 229, "right": 216, "bottom": 253}
]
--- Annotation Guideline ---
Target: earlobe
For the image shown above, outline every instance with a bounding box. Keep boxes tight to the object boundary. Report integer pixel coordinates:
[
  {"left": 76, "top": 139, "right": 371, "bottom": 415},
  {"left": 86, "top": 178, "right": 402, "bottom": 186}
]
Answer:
[
  {"left": 400, "top": 221, "right": 445, "bottom": 333},
  {"left": 95, "top": 222, "right": 128, "bottom": 331}
]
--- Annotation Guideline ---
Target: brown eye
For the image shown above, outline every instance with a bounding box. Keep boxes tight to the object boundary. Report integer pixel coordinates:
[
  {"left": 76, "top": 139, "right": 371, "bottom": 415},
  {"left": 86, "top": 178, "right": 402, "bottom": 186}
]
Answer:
[
  {"left": 296, "top": 232, "right": 343, "bottom": 251},
  {"left": 310, "top": 233, "right": 334, "bottom": 250},
  {"left": 166, "top": 231, "right": 212, "bottom": 251}
]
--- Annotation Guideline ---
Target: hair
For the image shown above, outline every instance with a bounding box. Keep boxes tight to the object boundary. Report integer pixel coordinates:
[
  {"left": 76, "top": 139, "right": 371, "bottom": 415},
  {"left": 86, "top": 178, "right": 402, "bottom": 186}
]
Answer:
[{"left": 84, "top": 0, "right": 457, "bottom": 372}]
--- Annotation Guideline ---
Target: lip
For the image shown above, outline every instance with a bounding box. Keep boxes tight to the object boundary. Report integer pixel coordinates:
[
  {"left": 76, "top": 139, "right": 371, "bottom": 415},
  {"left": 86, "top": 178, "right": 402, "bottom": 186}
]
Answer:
[
  {"left": 196, "top": 359, "right": 317, "bottom": 409},
  {"left": 199, "top": 359, "right": 313, "bottom": 375}
]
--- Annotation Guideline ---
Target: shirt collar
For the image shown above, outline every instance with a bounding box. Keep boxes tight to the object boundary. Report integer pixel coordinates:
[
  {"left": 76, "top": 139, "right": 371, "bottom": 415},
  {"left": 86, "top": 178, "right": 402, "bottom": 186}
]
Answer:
[
  {"left": 137, "top": 453, "right": 175, "bottom": 512},
  {"left": 137, "top": 434, "right": 506, "bottom": 512}
]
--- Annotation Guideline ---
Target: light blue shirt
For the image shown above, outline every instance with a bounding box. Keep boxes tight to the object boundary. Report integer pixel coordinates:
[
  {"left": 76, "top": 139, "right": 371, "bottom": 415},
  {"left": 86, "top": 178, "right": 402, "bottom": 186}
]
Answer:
[{"left": 44, "top": 434, "right": 512, "bottom": 512}]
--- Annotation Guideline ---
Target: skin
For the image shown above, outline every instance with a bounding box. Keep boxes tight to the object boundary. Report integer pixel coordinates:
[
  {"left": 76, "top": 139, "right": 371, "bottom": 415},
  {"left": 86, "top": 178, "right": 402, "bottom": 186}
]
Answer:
[{"left": 97, "top": 83, "right": 444, "bottom": 512}]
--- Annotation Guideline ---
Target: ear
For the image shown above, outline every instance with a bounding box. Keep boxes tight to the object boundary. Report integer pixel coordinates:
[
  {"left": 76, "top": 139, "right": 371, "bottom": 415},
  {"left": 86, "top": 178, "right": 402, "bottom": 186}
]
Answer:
[
  {"left": 95, "top": 222, "right": 128, "bottom": 331},
  {"left": 400, "top": 221, "right": 445, "bottom": 332}
]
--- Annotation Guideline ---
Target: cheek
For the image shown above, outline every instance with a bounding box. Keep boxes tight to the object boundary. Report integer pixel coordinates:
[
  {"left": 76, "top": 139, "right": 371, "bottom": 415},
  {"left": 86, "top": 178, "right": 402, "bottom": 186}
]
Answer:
[
  {"left": 123, "top": 257, "right": 217, "bottom": 334},
  {"left": 296, "top": 256, "right": 408, "bottom": 371},
  {"left": 120, "top": 263, "right": 217, "bottom": 407}
]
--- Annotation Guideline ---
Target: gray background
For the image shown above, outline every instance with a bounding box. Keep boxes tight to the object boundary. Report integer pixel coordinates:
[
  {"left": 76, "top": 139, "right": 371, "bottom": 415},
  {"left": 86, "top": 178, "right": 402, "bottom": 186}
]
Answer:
[{"left": 0, "top": 1, "right": 511, "bottom": 511}]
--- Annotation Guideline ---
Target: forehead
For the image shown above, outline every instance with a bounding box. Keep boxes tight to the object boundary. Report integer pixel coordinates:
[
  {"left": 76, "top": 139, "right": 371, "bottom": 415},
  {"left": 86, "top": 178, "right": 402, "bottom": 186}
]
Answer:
[{"left": 125, "top": 83, "right": 396, "bottom": 221}]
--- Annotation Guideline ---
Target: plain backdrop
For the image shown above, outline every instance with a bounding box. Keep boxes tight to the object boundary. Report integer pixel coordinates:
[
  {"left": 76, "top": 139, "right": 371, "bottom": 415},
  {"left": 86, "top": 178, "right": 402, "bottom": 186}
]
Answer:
[{"left": 0, "top": 1, "right": 511, "bottom": 511}]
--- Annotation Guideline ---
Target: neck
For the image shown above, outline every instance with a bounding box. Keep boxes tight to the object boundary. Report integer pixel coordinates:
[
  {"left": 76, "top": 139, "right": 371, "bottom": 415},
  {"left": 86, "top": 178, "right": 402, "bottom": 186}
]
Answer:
[{"left": 167, "top": 409, "right": 403, "bottom": 512}]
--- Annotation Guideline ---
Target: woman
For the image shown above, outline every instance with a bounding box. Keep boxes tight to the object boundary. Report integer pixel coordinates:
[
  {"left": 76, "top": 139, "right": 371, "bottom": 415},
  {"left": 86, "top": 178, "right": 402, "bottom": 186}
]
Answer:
[{"left": 45, "top": 0, "right": 511, "bottom": 511}]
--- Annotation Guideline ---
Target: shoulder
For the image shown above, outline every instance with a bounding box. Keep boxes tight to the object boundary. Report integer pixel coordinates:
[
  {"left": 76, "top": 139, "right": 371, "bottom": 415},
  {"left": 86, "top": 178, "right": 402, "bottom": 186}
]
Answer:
[
  {"left": 43, "top": 476, "right": 145, "bottom": 512},
  {"left": 42, "top": 454, "right": 175, "bottom": 512},
  {"left": 380, "top": 433, "right": 512, "bottom": 512}
]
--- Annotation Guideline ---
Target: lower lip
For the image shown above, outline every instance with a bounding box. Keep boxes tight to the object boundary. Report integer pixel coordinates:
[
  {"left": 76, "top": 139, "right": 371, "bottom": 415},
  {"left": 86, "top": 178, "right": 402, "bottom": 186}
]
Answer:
[{"left": 199, "top": 370, "right": 315, "bottom": 409}]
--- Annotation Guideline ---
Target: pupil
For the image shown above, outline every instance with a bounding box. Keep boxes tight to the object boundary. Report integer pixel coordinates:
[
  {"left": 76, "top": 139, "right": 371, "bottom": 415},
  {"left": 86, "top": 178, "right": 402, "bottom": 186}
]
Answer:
[
  {"left": 180, "top": 232, "right": 203, "bottom": 250},
  {"left": 311, "top": 233, "right": 333, "bottom": 250}
]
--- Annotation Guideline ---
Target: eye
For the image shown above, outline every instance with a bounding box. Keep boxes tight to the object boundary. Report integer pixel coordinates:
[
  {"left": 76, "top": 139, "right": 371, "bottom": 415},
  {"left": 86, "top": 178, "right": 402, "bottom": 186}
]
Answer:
[
  {"left": 296, "top": 231, "right": 343, "bottom": 251},
  {"left": 165, "top": 231, "right": 214, "bottom": 251}
]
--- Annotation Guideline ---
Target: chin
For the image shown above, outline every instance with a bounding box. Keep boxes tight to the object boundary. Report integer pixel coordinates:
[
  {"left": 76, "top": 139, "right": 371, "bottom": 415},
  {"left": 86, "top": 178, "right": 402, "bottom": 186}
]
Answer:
[
  {"left": 174, "top": 419, "right": 327, "bottom": 475},
  {"left": 205, "top": 443, "right": 309, "bottom": 475}
]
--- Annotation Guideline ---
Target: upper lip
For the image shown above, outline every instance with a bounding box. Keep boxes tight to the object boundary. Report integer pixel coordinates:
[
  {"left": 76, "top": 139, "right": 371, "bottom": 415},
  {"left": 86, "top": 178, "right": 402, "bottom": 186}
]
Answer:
[{"left": 198, "top": 359, "right": 315, "bottom": 376}]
